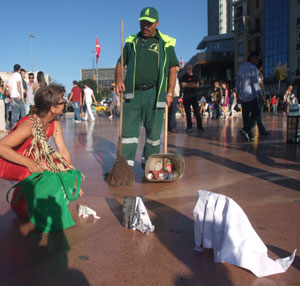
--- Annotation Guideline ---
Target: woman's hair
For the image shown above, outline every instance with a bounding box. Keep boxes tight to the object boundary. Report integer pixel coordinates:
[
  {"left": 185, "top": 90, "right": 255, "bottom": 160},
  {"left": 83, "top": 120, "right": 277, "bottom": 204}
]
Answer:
[
  {"left": 30, "top": 84, "right": 65, "bottom": 117},
  {"left": 37, "top": 71, "right": 47, "bottom": 88},
  {"left": 0, "top": 77, "right": 3, "bottom": 86}
]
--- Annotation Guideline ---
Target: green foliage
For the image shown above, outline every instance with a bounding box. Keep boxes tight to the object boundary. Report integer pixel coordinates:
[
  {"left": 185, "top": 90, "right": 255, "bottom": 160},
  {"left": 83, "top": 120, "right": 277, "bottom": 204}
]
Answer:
[{"left": 273, "top": 63, "right": 288, "bottom": 92}]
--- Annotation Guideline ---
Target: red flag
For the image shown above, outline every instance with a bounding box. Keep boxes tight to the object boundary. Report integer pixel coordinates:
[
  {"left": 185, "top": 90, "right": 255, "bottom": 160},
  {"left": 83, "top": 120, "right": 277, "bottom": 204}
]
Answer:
[{"left": 96, "top": 37, "right": 101, "bottom": 64}]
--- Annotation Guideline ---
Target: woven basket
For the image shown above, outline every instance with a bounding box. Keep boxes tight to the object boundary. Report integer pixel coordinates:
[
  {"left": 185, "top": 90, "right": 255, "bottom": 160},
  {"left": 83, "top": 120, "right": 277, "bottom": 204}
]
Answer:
[{"left": 144, "top": 153, "right": 185, "bottom": 182}]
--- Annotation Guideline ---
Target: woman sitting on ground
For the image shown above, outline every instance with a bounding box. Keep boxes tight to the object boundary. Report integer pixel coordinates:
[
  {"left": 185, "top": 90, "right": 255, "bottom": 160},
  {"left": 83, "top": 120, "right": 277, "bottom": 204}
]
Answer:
[{"left": 0, "top": 84, "right": 83, "bottom": 196}]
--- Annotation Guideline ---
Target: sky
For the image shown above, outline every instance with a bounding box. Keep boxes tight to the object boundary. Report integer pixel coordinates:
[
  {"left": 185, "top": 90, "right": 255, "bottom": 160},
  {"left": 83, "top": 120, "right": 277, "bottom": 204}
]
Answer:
[{"left": 1, "top": 0, "right": 207, "bottom": 93}]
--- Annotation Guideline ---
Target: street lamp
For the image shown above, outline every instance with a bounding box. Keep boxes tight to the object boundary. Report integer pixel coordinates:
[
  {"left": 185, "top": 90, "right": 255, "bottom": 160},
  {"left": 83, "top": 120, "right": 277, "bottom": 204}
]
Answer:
[{"left": 28, "top": 33, "right": 35, "bottom": 72}]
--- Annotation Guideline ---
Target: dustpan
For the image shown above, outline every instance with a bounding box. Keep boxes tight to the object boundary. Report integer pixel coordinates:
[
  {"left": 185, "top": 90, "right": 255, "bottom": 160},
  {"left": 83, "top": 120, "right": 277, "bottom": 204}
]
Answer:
[{"left": 145, "top": 104, "right": 185, "bottom": 182}]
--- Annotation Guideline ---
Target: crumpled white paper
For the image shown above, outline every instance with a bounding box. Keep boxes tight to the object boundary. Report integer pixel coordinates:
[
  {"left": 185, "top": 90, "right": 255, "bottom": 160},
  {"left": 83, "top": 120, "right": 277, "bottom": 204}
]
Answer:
[
  {"left": 193, "top": 190, "right": 296, "bottom": 277},
  {"left": 131, "top": 197, "right": 155, "bottom": 234},
  {"left": 78, "top": 205, "right": 100, "bottom": 219}
]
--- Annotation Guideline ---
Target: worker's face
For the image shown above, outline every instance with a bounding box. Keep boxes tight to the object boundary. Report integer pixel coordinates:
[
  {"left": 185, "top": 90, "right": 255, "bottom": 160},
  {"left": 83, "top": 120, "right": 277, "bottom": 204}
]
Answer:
[{"left": 140, "top": 20, "right": 158, "bottom": 38}]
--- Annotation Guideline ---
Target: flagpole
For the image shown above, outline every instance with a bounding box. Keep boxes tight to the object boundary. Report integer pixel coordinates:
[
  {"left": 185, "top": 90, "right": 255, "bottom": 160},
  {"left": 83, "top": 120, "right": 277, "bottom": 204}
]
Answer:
[{"left": 96, "top": 58, "right": 98, "bottom": 94}]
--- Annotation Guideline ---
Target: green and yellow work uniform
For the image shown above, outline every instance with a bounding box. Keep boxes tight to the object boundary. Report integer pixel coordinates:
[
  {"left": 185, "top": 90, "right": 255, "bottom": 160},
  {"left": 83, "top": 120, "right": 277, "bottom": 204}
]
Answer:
[{"left": 119, "top": 30, "right": 178, "bottom": 167}]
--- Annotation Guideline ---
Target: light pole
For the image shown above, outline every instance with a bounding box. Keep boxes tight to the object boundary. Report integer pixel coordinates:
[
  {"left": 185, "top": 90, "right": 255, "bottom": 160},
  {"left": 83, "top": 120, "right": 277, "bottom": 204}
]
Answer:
[{"left": 28, "top": 33, "right": 35, "bottom": 72}]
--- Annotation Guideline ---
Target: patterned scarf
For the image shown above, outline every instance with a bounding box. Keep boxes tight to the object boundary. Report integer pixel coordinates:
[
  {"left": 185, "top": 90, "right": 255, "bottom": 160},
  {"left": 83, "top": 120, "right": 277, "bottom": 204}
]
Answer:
[{"left": 24, "top": 114, "right": 74, "bottom": 172}]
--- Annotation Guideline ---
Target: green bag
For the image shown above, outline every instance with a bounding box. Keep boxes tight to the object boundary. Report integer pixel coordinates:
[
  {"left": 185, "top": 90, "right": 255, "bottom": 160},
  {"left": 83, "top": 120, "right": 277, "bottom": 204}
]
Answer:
[{"left": 7, "top": 169, "right": 82, "bottom": 233}]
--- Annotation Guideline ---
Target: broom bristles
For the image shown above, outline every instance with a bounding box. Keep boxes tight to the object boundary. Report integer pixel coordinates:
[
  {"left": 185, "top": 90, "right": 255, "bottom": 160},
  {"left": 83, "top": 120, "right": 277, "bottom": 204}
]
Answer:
[{"left": 105, "top": 138, "right": 135, "bottom": 186}]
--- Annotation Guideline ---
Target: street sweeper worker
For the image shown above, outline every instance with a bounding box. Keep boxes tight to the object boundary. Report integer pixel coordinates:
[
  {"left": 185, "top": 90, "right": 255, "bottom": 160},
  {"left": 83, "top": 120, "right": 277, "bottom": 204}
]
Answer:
[{"left": 115, "top": 6, "right": 179, "bottom": 169}]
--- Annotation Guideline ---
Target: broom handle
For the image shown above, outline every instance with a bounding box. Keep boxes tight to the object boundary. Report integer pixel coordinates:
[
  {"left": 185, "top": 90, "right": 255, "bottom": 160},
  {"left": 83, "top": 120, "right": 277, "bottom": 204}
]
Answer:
[
  {"left": 119, "top": 20, "right": 124, "bottom": 138},
  {"left": 164, "top": 104, "right": 168, "bottom": 153}
]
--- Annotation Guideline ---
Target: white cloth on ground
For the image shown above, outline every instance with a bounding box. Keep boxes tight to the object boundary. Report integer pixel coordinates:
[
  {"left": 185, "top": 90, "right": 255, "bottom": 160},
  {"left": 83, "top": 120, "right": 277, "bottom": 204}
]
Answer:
[
  {"left": 193, "top": 190, "right": 296, "bottom": 277},
  {"left": 78, "top": 205, "right": 100, "bottom": 219}
]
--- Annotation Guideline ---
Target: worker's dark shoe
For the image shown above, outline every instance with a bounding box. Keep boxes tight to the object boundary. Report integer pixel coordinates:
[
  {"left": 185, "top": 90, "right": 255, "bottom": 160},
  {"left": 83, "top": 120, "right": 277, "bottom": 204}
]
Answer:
[{"left": 185, "top": 128, "right": 192, "bottom": 134}]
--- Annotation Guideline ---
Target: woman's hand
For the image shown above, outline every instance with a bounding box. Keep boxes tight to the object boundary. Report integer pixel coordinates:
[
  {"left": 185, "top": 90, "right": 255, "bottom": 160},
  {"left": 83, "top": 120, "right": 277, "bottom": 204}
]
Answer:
[
  {"left": 26, "top": 159, "right": 44, "bottom": 174},
  {"left": 79, "top": 188, "right": 84, "bottom": 197}
]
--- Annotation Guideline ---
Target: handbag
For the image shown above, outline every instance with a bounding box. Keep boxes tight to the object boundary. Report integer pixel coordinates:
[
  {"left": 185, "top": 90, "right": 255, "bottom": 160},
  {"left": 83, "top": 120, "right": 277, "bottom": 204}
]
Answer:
[{"left": 7, "top": 169, "right": 82, "bottom": 233}]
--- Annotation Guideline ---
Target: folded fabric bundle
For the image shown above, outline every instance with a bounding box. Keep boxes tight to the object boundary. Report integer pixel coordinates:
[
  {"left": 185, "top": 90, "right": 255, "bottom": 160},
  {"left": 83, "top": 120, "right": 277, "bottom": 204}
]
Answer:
[{"left": 193, "top": 190, "right": 296, "bottom": 277}]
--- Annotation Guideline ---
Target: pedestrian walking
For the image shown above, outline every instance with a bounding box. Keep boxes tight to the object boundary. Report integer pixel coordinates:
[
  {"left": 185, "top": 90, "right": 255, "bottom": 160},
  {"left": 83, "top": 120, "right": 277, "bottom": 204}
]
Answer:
[
  {"left": 168, "top": 65, "right": 180, "bottom": 133},
  {"left": 33, "top": 71, "right": 47, "bottom": 94},
  {"left": 68, "top": 80, "right": 82, "bottom": 122},
  {"left": 26, "top": 72, "right": 35, "bottom": 113},
  {"left": 8, "top": 64, "right": 26, "bottom": 127},
  {"left": 236, "top": 52, "right": 262, "bottom": 142},
  {"left": 181, "top": 64, "right": 203, "bottom": 133},
  {"left": 83, "top": 83, "right": 96, "bottom": 121},
  {"left": 108, "top": 87, "right": 117, "bottom": 119},
  {"left": 255, "top": 58, "right": 269, "bottom": 135},
  {"left": 0, "top": 77, "right": 7, "bottom": 132}
]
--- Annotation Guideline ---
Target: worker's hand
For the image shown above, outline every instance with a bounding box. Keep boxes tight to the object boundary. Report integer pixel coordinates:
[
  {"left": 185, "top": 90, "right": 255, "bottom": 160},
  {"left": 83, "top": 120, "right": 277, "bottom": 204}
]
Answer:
[
  {"left": 166, "top": 94, "right": 173, "bottom": 107},
  {"left": 26, "top": 159, "right": 44, "bottom": 174},
  {"left": 115, "top": 81, "right": 125, "bottom": 96}
]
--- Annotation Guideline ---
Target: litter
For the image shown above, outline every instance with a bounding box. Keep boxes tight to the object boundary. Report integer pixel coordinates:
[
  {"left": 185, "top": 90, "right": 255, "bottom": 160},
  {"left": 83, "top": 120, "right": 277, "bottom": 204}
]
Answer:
[
  {"left": 78, "top": 205, "right": 100, "bottom": 219},
  {"left": 193, "top": 190, "right": 296, "bottom": 277},
  {"left": 122, "top": 196, "right": 155, "bottom": 234}
]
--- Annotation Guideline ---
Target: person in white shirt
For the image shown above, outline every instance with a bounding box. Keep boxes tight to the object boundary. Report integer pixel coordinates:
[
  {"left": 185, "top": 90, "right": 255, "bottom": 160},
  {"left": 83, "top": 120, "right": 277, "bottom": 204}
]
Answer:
[
  {"left": 8, "top": 64, "right": 26, "bottom": 127},
  {"left": 26, "top": 73, "right": 35, "bottom": 113},
  {"left": 83, "top": 83, "right": 97, "bottom": 121}
]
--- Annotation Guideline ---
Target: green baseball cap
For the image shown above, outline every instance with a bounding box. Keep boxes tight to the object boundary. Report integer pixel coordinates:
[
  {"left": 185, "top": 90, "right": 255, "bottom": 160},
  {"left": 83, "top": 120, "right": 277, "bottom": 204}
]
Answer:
[{"left": 139, "top": 7, "right": 159, "bottom": 23}]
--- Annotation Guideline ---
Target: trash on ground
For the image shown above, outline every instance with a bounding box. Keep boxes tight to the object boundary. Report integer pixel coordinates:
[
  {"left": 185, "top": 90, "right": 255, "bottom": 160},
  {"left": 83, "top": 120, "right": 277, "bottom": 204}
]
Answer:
[
  {"left": 78, "top": 205, "right": 100, "bottom": 219},
  {"left": 122, "top": 196, "right": 155, "bottom": 234},
  {"left": 193, "top": 190, "right": 296, "bottom": 277}
]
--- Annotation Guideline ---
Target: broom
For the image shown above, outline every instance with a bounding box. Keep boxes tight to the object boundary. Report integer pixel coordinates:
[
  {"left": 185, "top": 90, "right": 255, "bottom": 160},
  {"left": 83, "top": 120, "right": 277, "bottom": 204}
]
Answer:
[{"left": 105, "top": 20, "right": 134, "bottom": 186}]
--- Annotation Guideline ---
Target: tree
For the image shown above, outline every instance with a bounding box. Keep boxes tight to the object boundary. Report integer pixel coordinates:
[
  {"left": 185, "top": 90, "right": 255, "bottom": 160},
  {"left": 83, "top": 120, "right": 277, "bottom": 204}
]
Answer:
[{"left": 273, "top": 63, "right": 288, "bottom": 92}]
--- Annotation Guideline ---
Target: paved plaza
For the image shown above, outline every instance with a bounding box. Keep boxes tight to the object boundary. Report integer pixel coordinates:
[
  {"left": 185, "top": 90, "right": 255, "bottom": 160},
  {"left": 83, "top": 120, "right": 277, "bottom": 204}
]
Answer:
[{"left": 0, "top": 113, "right": 299, "bottom": 286}]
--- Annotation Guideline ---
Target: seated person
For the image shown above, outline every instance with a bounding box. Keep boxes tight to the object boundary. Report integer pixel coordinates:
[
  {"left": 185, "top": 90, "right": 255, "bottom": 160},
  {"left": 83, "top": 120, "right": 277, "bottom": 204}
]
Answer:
[{"left": 0, "top": 84, "right": 83, "bottom": 216}]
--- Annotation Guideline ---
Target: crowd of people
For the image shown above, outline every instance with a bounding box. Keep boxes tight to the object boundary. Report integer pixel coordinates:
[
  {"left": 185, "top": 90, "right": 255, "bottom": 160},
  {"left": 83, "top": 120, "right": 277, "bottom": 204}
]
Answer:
[
  {"left": 0, "top": 6, "right": 298, "bottom": 236},
  {"left": 165, "top": 54, "right": 298, "bottom": 142}
]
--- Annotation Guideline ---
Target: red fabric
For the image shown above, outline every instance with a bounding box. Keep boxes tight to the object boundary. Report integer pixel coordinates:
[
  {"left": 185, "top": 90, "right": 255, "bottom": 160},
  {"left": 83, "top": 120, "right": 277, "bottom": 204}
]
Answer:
[
  {"left": 1, "top": 116, "right": 55, "bottom": 218},
  {"left": 0, "top": 116, "right": 55, "bottom": 182},
  {"left": 96, "top": 37, "right": 101, "bottom": 64},
  {"left": 11, "top": 187, "right": 27, "bottom": 218},
  {"left": 71, "top": 86, "right": 82, "bottom": 102},
  {"left": 271, "top": 97, "right": 276, "bottom": 105}
]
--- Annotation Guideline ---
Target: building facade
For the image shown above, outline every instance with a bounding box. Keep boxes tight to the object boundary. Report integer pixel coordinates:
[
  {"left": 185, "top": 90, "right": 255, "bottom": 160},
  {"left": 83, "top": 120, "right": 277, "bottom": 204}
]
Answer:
[
  {"left": 289, "top": 0, "right": 300, "bottom": 95},
  {"left": 233, "top": 0, "right": 300, "bottom": 97},
  {"left": 81, "top": 68, "right": 115, "bottom": 89},
  {"left": 180, "top": 0, "right": 237, "bottom": 91}
]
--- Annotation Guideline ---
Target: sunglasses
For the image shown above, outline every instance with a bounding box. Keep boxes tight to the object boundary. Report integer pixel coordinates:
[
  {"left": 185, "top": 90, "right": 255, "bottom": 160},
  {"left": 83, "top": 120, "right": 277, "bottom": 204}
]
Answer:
[
  {"left": 29, "top": 77, "right": 34, "bottom": 79},
  {"left": 55, "top": 100, "right": 67, "bottom": 106}
]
